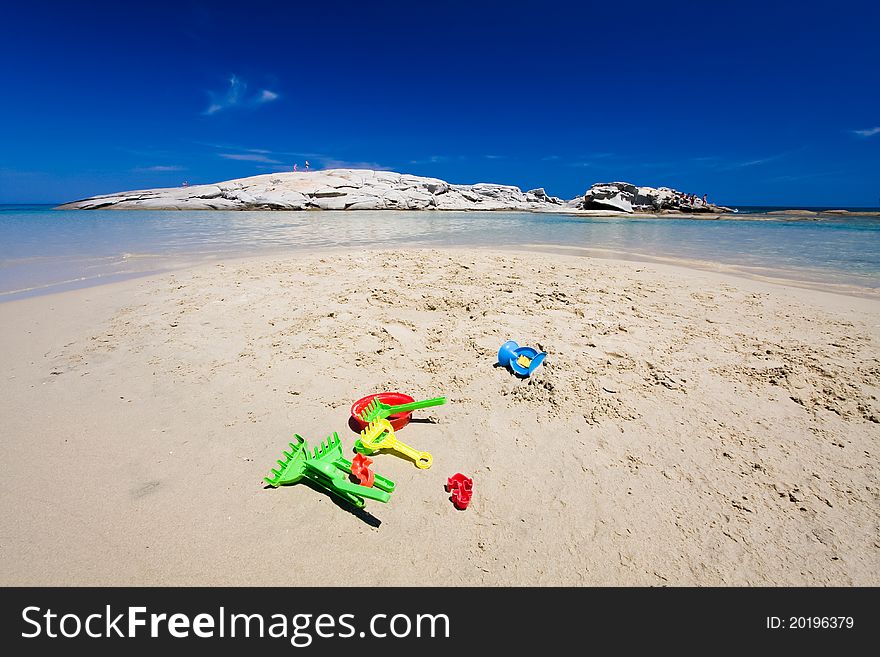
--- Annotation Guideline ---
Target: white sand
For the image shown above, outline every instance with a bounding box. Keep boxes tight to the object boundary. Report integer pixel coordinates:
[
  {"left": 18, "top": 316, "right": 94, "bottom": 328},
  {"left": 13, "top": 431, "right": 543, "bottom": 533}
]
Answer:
[{"left": 1, "top": 248, "right": 877, "bottom": 585}]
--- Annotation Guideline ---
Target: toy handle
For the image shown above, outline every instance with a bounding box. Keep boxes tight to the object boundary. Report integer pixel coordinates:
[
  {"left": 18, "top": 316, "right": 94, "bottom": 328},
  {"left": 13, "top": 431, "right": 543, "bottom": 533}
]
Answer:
[
  {"left": 386, "top": 397, "right": 447, "bottom": 414},
  {"left": 371, "top": 472, "right": 396, "bottom": 492},
  {"left": 392, "top": 441, "right": 433, "bottom": 469},
  {"left": 332, "top": 477, "right": 391, "bottom": 503},
  {"left": 300, "top": 471, "right": 366, "bottom": 508}
]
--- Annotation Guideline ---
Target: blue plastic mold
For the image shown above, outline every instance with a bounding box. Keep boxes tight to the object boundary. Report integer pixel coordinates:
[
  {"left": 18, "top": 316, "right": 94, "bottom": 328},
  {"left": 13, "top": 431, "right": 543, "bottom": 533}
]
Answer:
[{"left": 497, "top": 340, "right": 547, "bottom": 377}]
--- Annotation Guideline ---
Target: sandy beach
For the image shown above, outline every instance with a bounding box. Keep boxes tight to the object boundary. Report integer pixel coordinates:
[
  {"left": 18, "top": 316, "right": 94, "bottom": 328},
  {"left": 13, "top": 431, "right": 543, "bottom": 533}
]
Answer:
[{"left": 1, "top": 247, "right": 877, "bottom": 586}]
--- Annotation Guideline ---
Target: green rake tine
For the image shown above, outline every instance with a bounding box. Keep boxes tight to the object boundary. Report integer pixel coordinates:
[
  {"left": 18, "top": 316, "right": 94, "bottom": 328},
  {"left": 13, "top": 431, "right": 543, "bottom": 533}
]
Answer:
[{"left": 265, "top": 430, "right": 395, "bottom": 505}]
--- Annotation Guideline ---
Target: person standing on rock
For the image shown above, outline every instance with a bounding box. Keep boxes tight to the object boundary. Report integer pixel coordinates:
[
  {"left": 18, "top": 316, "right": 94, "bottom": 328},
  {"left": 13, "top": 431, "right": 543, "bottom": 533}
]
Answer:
[
  {"left": 293, "top": 163, "right": 298, "bottom": 172},
  {"left": 703, "top": 193, "right": 708, "bottom": 204},
  {"left": 305, "top": 160, "right": 310, "bottom": 171}
]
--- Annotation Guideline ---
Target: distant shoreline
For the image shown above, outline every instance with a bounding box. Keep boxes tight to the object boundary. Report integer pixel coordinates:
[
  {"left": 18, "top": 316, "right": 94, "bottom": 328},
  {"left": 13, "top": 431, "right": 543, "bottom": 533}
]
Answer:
[
  {"left": 3, "top": 202, "right": 878, "bottom": 302},
  {"left": 56, "top": 169, "right": 740, "bottom": 214},
  {"left": 5, "top": 203, "right": 880, "bottom": 213},
  {"left": 3, "top": 242, "right": 877, "bottom": 305},
  {"left": 543, "top": 208, "right": 880, "bottom": 221},
  {"left": 51, "top": 168, "right": 880, "bottom": 220}
]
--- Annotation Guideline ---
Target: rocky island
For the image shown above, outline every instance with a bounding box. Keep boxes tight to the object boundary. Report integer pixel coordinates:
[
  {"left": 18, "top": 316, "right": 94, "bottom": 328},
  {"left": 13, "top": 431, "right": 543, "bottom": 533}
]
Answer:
[{"left": 57, "top": 169, "right": 735, "bottom": 215}]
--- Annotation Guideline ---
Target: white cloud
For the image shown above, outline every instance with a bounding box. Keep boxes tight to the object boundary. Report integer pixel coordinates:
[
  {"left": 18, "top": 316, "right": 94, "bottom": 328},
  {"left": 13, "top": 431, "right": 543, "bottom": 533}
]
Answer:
[
  {"left": 320, "top": 159, "right": 393, "bottom": 171},
  {"left": 409, "top": 155, "right": 448, "bottom": 164},
  {"left": 219, "top": 153, "right": 281, "bottom": 164},
  {"left": 203, "top": 75, "right": 280, "bottom": 115},
  {"left": 134, "top": 165, "right": 186, "bottom": 172},
  {"left": 255, "top": 164, "right": 294, "bottom": 172},
  {"left": 567, "top": 153, "right": 618, "bottom": 167},
  {"left": 735, "top": 157, "right": 774, "bottom": 167},
  {"left": 276, "top": 150, "right": 324, "bottom": 157},
  {"left": 407, "top": 155, "right": 468, "bottom": 165},
  {"left": 204, "top": 75, "right": 244, "bottom": 115},
  {"left": 769, "top": 171, "right": 840, "bottom": 182},
  {"left": 724, "top": 152, "right": 790, "bottom": 169},
  {"left": 853, "top": 126, "right": 880, "bottom": 137}
]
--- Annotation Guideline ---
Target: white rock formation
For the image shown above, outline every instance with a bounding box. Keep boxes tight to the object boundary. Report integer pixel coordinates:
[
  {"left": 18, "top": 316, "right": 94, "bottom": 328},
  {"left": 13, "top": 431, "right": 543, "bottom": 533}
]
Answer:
[
  {"left": 582, "top": 182, "right": 636, "bottom": 212},
  {"left": 573, "top": 181, "right": 733, "bottom": 214},
  {"left": 57, "top": 169, "right": 566, "bottom": 212},
  {"left": 58, "top": 170, "right": 732, "bottom": 215}
]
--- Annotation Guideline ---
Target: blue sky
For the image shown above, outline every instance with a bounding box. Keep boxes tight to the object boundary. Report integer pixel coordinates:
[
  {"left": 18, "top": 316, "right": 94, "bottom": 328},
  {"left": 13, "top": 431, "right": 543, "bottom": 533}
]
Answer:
[{"left": 1, "top": 0, "right": 878, "bottom": 205}]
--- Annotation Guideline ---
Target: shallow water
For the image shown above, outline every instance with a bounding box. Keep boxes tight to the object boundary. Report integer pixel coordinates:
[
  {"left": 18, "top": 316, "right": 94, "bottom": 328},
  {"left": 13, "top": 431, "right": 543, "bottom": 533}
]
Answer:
[{"left": 1, "top": 205, "right": 878, "bottom": 300}]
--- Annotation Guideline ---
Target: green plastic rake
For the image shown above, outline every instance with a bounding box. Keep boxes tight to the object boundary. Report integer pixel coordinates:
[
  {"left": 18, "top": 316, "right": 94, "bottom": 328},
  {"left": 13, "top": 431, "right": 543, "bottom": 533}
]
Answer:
[
  {"left": 358, "top": 396, "right": 446, "bottom": 423},
  {"left": 265, "top": 432, "right": 395, "bottom": 508}
]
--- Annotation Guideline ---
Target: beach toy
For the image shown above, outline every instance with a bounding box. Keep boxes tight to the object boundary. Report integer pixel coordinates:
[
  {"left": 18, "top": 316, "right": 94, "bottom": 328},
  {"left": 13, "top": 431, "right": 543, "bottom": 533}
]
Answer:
[
  {"left": 351, "top": 392, "right": 416, "bottom": 432},
  {"left": 497, "top": 340, "right": 547, "bottom": 377},
  {"left": 359, "top": 395, "right": 446, "bottom": 424},
  {"left": 350, "top": 452, "right": 375, "bottom": 488},
  {"left": 351, "top": 392, "right": 446, "bottom": 432},
  {"left": 446, "top": 473, "right": 473, "bottom": 510},
  {"left": 264, "top": 432, "right": 395, "bottom": 508},
  {"left": 355, "top": 418, "right": 433, "bottom": 469}
]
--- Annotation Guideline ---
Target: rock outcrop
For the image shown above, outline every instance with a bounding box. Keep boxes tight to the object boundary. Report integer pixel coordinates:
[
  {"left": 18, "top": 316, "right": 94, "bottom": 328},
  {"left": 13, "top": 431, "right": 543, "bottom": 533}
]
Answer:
[
  {"left": 57, "top": 169, "right": 565, "bottom": 212},
  {"left": 572, "top": 181, "right": 733, "bottom": 214},
  {"left": 58, "top": 170, "right": 735, "bottom": 215}
]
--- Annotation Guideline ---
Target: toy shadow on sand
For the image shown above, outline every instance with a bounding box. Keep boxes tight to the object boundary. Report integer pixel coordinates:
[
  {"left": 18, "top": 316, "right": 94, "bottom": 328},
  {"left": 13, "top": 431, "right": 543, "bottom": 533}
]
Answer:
[
  {"left": 264, "top": 432, "right": 395, "bottom": 530},
  {"left": 262, "top": 476, "right": 382, "bottom": 528}
]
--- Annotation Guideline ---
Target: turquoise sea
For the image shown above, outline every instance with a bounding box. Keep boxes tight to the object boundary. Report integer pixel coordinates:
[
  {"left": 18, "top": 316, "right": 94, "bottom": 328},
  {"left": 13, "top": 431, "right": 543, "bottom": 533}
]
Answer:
[{"left": 1, "top": 205, "right": 878, "bottom": 301}]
